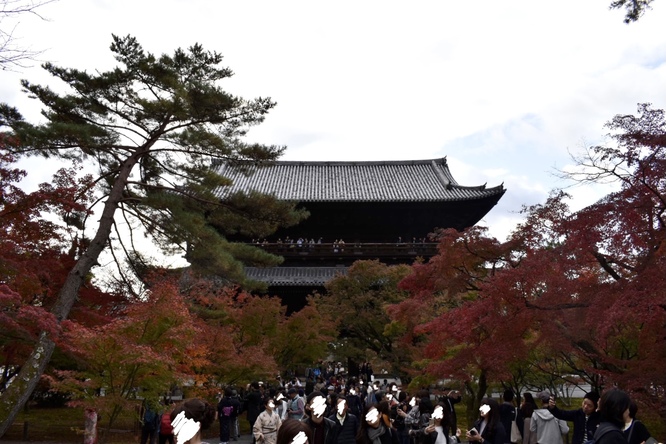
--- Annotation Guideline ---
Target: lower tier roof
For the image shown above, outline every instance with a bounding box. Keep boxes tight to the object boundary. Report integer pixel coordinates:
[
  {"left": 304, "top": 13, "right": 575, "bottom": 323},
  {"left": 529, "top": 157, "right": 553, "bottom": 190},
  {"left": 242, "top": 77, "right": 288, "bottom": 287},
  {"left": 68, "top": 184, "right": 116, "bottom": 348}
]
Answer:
[{"left": 245, "top": 266, "right": 348, "bottom": 286}]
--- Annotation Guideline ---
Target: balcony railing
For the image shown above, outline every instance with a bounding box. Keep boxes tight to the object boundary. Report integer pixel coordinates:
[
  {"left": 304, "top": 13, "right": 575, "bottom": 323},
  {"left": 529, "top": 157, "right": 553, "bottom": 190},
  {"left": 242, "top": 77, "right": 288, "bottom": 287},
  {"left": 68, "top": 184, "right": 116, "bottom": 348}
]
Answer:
[{"left": 250, "top": 242, "right": 438, "bottom": 259}]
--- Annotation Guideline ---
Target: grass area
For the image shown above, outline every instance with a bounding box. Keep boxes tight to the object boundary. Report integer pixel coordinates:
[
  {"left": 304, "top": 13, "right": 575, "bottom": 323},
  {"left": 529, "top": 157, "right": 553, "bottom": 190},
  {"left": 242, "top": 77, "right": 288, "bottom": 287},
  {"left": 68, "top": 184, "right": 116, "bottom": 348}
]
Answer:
[
  {"left": 1, "top": 405, "right": 253, "bottom": 444},
  {"left": 2, "top": 405, "right": 137, "bottom": 443}
]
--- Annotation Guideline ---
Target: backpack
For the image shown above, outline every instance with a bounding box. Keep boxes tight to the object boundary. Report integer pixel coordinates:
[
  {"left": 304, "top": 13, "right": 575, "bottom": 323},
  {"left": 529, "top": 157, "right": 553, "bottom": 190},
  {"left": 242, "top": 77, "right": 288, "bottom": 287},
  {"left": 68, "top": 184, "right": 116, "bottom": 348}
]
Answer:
[
  {"left": 586, "top": 423, "right": 623, "bottom": 444},
  {"left": 143, "top": 409, "right": 158, "bottom": 431}
]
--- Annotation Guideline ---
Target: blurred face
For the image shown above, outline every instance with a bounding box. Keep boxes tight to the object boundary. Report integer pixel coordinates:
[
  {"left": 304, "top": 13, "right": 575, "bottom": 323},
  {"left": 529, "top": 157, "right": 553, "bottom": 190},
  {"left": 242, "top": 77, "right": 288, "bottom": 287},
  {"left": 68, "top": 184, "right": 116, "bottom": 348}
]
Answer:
[
  {"left": 365, "top": 408, "right": 381, "bottom": 428},
  {"left": 309, "top": 396, "right": 327, "bottom": 423},
  {"left": 292, "top": 431, "right": 308, "bottom": 444},
  {"left": 266, "top": 399, "right": 275, "bottom": 412},
  {"left": 432, "top": 406, "right": 444, "bottom": 424},
  {"left": 582, "top": 399, "right": 595, "bottom": 416},
  {"left": 479, "top": 404, "right": 491, "bottom": 418},
  {"left": 337, "top": 399, "right": 348, "bottom": 417}
]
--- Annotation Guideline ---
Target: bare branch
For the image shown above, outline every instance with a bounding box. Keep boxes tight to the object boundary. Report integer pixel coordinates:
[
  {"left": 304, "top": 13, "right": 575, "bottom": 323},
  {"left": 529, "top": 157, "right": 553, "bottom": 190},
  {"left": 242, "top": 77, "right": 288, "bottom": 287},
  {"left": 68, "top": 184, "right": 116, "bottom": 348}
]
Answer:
[{"left": 0, "top": 0, "right": 56, "bottom": 70}]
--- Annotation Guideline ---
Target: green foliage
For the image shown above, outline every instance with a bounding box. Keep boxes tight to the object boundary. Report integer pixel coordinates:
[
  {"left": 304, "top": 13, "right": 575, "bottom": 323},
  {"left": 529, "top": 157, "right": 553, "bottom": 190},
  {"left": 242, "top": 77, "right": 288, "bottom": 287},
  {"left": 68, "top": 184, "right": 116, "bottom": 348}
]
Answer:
[
  {"left": 272, "top": 298, "right": 336, "bottom": 371},
  {"left": 317, "top": 260, "right": 413, "bottom": 379}
]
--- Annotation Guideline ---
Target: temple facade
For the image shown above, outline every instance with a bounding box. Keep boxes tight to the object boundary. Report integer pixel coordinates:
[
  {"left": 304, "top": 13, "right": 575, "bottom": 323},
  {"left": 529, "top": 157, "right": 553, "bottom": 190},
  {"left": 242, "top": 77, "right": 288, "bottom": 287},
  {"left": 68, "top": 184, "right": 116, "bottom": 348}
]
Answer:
[{"left": 215, "top": 157, "right": 505, "bottom": 311}]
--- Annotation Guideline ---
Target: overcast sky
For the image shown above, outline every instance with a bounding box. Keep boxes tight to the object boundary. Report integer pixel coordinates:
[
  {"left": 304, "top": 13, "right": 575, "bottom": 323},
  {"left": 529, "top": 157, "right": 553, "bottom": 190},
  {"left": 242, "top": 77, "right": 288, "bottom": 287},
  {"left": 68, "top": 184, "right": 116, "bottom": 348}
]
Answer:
[{"left": 2, "top": 0, "right": 666, "bottom": 242}]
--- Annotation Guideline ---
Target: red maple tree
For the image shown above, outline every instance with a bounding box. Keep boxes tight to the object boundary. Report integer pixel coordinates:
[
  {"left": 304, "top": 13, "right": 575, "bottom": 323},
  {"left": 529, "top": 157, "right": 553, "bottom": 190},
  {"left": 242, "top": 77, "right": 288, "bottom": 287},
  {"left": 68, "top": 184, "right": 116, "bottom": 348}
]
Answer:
[{"left": 391, "top": 104, "right": 666, "bottom": 421}]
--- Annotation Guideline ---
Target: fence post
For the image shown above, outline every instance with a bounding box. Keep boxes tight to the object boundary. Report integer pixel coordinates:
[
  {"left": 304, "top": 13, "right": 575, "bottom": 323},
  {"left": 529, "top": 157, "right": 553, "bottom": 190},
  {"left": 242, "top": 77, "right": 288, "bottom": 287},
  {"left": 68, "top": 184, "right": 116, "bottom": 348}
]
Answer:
[{"left": 22, "top": 421, "right": 29, "bottom": 440}]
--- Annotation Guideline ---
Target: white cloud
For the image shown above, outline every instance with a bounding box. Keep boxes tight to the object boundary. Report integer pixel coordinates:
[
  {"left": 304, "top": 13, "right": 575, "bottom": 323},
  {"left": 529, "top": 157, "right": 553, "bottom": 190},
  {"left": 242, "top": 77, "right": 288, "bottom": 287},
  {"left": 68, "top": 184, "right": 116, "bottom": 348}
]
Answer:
[{"left": 2, "top": 0, "right": 665, "bottom": 244}]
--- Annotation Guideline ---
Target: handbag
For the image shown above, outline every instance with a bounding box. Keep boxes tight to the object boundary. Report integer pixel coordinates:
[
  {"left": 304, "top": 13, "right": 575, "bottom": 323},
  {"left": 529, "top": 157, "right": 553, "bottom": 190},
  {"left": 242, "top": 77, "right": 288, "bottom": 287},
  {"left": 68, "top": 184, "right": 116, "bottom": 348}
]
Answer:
[{"left": 510, "top": 409, "right": 522, "bottom": 443}]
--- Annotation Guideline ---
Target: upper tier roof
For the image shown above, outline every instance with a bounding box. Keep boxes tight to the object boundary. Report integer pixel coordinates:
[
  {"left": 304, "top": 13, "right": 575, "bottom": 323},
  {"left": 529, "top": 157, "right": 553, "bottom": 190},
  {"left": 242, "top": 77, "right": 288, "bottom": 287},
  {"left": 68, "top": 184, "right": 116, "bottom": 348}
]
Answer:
[{"left": 214, "top": 157, "right": 504, "bottom": 203}]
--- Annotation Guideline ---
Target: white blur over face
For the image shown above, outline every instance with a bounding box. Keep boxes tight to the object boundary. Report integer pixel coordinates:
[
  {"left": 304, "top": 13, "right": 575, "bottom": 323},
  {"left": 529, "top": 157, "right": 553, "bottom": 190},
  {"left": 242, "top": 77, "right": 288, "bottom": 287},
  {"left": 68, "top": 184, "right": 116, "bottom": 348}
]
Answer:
[
  {"left": 409, "top": 397, "right": 416, "bottom": 407},
  {"left": 311, "top": 396, "right": 327, "bottom": 418},
  {"left": 337, "top": 400, "right": 347, "bottom": 416},
  {"left": 292, "top": 431, "right": 308, "bottom": 444},
  {"left": 479, "top": 404, "right": 491, "bottom": 416},
  {"left": 432, "top": 406, "right": 444, "bottom": 420},
  {"left": 365, "top": 407, "right": 380, "bottom": 427}
]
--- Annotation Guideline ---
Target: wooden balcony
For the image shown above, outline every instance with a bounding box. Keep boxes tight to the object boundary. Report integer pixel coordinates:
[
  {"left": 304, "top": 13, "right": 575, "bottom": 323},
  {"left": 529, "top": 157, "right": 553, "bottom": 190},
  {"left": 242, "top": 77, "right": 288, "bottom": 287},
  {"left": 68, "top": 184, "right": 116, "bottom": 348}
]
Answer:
[{"left": 251, "top": 242, "right": 438, "bottom": 261}]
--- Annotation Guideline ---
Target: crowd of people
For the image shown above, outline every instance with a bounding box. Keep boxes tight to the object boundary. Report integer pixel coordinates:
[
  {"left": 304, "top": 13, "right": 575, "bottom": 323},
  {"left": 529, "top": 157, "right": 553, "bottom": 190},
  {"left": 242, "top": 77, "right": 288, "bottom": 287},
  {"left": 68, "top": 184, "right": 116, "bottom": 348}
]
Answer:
[
  {"left": 248, "top": 236, "right": 436, "bottom": 250},
  {"left": 140, "top": 379, "right": 658, "bottom": 444}
]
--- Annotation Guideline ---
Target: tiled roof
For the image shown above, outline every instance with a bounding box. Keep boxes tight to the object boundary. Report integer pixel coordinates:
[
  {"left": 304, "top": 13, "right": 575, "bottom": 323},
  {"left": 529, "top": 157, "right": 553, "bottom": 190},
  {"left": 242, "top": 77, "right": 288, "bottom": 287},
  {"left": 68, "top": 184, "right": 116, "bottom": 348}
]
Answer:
[
  {"left": 245, "top": 266, "right": 348, "bottom": 286},
  {"left": 214, "top": 158, "right": 504, "bottom": 202}
]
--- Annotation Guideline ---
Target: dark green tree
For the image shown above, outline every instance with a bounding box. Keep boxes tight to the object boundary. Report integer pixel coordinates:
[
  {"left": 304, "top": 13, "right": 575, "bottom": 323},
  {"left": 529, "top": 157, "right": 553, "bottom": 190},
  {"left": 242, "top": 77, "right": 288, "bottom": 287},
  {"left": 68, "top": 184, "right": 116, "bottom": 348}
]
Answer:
[
  {"left": 0, "top": 35, "right": 305, "bottom": 435},
  {"left": 316, "top": 260, "right": 413, "bottom": 381}
]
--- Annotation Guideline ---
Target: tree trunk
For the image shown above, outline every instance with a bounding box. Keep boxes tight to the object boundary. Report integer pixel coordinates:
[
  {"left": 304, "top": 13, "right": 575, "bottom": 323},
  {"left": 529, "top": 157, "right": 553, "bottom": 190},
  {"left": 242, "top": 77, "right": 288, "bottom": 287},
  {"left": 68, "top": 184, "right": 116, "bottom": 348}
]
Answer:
[
  {"left": 0, "top": 150, "right": 146, "bottom": 437},
  {"left": 464, "top": 369, "right": 488, "bottom": 427}
]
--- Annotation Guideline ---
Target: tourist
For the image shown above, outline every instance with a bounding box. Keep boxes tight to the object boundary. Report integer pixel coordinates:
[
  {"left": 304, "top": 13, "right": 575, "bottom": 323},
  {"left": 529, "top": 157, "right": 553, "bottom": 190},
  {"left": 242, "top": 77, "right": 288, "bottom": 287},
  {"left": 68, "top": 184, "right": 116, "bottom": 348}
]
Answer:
[
  {"left": 254, "top": 398, "right": 283, "bottom": 444},
  {"left": 329, "top": 398, "right": 359, "bottom": 444},
  {"left": 247, "top": 382, "right": 265, "bottom": 443},
  {"left": 466, "top": 398, "right": 507, "bottom": 444},
  {"left": 158, "top": 400, "right": 175, "bottom": 444},
  {"left": 593, "top": 389, "right": 631, "bottom": 444},
  {"left": 499, "top": 390, "right": 520, "bottom": 444},
  {"left": 357, "top": 404, "right": 398, "bottom": 444},
  {"left": 548, "top": 391, "right": 600, "bottom": 444},
  {"left": 624, "top": 401, "right": 652, "bottom": 444},
  {"left": 218, "top": 388, "right": 241, "bottom": 444},
  {"left": 409, "top": 404, "right": 450, "bottom": 444},
  {"left": 519, "top": 394, "right": 537, "bottom": 444},
  {"left": 302, "top": 391, "right": 338, "bottom": 444},
  {"left": 530, "top": 392, "right": 568, "bottom": 444},
  {"left": 170, "top": 398, "right": 216, "bottom": 444},
  {"left": 277, "top": 419, "right": 312, "bottom": 444},
  {"left": 288, "top": 387, "right": 306, "bottom": 420}
]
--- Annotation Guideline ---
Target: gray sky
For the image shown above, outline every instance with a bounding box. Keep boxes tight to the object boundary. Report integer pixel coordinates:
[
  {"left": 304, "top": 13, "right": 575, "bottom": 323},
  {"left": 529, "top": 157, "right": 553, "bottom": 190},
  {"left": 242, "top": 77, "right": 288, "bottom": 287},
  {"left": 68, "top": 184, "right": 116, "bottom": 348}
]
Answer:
[{"left": 2, "top": 0, "right": 666, "bottom": 242}]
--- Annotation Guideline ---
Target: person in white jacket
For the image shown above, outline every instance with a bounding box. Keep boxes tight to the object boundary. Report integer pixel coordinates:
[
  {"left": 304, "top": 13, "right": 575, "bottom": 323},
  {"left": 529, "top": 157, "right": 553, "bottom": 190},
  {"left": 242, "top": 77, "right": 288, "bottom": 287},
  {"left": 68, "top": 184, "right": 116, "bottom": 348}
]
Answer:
[{"left": 530, "top": 392, "right": 569, "bottom": 444}]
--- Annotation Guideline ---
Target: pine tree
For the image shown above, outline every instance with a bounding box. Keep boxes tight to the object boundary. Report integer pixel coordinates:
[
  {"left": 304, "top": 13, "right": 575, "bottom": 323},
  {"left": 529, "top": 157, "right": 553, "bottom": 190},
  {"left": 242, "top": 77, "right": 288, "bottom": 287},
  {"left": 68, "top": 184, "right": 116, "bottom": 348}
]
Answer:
[{"left": 0, "top": 35, "right": 305, "bottom": 434}]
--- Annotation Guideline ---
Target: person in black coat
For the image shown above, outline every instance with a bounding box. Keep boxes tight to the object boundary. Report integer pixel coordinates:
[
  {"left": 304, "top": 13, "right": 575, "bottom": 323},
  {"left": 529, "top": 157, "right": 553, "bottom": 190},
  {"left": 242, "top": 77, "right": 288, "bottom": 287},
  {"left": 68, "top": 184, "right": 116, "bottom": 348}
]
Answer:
[
  {"left": 466, "top": 398, "right": 506, "bottom": 444},
  {"left": 593, "top": 389, "right": 630, "bottom": 444},
  {"left": 357, "top": 404, "right": 399, "bottom": 444},
  {"left": 330, "top": 397, "right": 360, "bottom": 444},
  {"left": 441, "top": 388, "right": 461, "bottom": 438},
  {"left": 409, "top": 403, "right": 451, "bottom": 444},
  {"left": 548, "top": 391, "right": 601, "bottom": 444},
  {"left": 302, "top": 391, "right": 339, "bottom": 444},
  {"left": 623, "top": 402, "right": 651, "bottom": 444},
  {"left": 498, "top": 390, "right": 520, "bottom": 444},
  {"left": 247, "top": 382, "right": 265, "bottom": 444}
]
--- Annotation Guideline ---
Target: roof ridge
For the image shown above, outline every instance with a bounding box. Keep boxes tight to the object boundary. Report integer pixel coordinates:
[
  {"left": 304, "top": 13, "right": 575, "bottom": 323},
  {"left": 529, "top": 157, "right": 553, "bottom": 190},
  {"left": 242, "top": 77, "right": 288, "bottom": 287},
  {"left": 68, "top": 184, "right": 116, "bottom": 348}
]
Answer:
[{"left": 253, "top": 157, "right": 448, "bottom": 167}]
